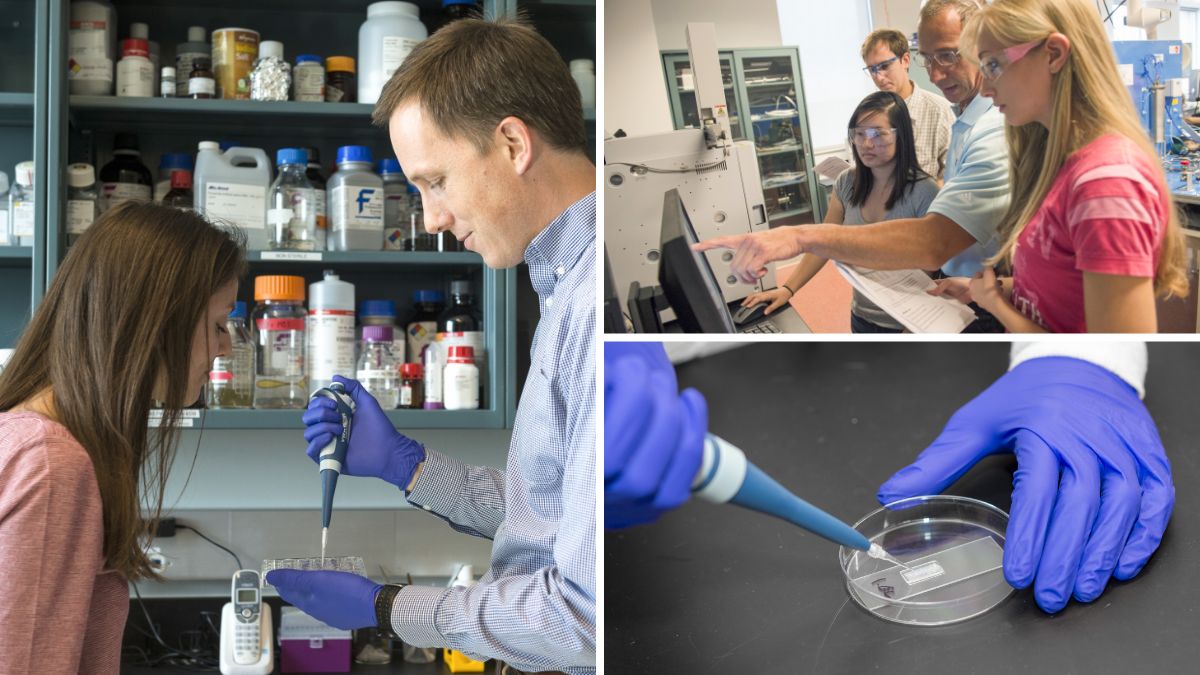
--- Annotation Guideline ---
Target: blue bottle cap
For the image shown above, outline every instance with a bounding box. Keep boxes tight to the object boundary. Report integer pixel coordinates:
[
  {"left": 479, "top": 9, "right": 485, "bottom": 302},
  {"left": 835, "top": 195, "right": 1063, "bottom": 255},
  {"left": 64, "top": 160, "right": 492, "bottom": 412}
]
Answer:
[
  {"left": 158, "top": 152, "right": 194, "bottom": 171},
  {"left": 360, "top": 299, "right": 397, "bottom": 318},
  {"left": 229, "top": 301, "right": 247, "bottom": 319},
  {"left": 406, "top": 183, "right": 420, "bottom": 194},
  {"left": 377, "top": 158, "right": 402, "bottom": 175},
  {"left": 296, "top": 54, "right": 322, "bottom": 65},
  {"left": 414, "top": 290, "right": 445, "bottom": 304},
  {"left": 443, "top": 0, "right": 477, "bottom": 6},
  {"left": 276, "top": 148, "right": 309, "bottom": 167},
  {"left": 336, "top": 145, "right": 373, "bottom": 165}
]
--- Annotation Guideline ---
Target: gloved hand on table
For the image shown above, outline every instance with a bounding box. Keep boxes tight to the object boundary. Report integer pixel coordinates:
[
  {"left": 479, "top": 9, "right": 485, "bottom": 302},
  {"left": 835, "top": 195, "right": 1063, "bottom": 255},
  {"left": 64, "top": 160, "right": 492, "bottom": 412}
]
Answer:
[
  {"left": 605, "top": 343, "right": 708, "bottom": 529},
  {"left": 265, "top": 569, "right": 381, "bottom": 630},
  {"left": 877, "top": 357, "right": 1174, "bottom": 614},
  {"left": 303, "top": 374, "right": 426, "bottom": 490}
]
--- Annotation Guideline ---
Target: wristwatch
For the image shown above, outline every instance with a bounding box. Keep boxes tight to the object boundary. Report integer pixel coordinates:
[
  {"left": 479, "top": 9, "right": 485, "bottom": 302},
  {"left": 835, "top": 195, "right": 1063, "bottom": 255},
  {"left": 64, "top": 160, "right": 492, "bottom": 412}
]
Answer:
[{"left": 374, "top": 583, "right": 406, "bottom": 638}]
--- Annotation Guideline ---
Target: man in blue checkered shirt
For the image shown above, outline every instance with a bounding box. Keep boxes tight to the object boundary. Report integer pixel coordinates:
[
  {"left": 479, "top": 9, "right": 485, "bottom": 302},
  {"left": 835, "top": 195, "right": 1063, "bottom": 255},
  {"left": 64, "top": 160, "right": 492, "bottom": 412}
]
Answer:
[{"left": 267, "top": 18, "right": 596, "bottom": 675}]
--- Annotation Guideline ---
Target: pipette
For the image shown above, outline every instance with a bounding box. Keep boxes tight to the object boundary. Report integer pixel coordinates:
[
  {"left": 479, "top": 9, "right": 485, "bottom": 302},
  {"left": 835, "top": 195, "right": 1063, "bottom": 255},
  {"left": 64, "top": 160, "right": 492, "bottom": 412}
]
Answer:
[
  {"left": 693, "top": 434, "right": 901, "bottom": 562},
  {"left": 311, "top": 382, "right": 356, "bottom": 565}
]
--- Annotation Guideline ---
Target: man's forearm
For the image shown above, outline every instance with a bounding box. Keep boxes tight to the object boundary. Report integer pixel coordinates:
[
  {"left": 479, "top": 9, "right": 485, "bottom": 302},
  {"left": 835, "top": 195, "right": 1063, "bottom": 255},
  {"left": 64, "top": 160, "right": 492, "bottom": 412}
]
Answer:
[{"left": 799, "top": 214, "right": 976, "bottom": 271}]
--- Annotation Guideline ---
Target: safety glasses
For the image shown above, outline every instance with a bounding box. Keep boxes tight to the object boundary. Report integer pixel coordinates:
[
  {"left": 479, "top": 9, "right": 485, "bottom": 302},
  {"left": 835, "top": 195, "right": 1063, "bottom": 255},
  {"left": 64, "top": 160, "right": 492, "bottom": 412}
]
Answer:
[
  {"left": 849, "top": 127, "right": 898, "bottom": 145},
  {"left": 980, "top": 39, "right": 1046, "bottom": 82},
  {"left": 863, "top": 56, "right": 900, "bottom": 76}
]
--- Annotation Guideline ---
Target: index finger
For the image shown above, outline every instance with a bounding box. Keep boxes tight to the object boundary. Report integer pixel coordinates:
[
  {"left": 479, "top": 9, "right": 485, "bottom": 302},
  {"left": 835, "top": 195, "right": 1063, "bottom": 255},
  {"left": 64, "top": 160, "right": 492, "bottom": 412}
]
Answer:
[{"left": 691, "top": 236, "right": 743, "bottom": 252}]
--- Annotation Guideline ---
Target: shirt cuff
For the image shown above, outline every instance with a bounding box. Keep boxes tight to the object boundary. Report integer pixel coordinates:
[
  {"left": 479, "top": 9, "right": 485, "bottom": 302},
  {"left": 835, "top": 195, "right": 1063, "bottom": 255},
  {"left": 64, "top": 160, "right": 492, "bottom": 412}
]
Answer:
[
  {"left": 388, "top": 584, "right": 449, "bottom": 648},
  {"left": 1009, "top": 342, "right": 1147, "bottom": 398},
  {"left": 405, "top": 449, "right": 469, "bottom": 518}
]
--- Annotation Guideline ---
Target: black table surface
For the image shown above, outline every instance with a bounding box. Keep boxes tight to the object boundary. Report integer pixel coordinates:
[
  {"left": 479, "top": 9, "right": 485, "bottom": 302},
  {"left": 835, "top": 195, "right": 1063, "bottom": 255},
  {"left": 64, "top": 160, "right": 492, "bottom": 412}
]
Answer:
[{"left": 605, "top": 342, "right": 1200, "bottom": 675}]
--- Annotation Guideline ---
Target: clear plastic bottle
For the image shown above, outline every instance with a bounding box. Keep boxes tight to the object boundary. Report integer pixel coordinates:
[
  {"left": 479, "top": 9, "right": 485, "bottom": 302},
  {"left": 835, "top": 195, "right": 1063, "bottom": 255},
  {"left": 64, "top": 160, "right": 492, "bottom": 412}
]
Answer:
[
  {"left": 436, "top": 280, "right": 484, "bottom": 406},
  {"left": 357, "top": 325, "right": 401, "bottom": 409},
  {"left": 8, "top": 162, "right": 35, "bottom": 247},
  {"left": 307, "top": 271, "right": 356, "bottom": 394},
  {"left": 328, "top": 145, "right": 384, "bottom": 250},
  {"left": 66, "top": 163, "right": 99, "bottom": 245},
  {"left": 302, "top": 147, "right": 328, "bottom": 250},
  {"left": 252, "top": 275, "right": 307, "bottom": 409},
  {"left": 208, "top": 301, "right": 255, "bottom": 409},
  {"left": 359, "top": 299, "right": 403, "bottom": 363},
  {"left": 405, "top": 290, "right": 444, "bottom": 364},
  {"left": 378, "top": 159, "right": 408, "bottom": 250},
  {"left": 268, "top": 148, "right": 317, "bottom": 250},
  {"left": 358, "top": 2, "right": 427, "bottom": 104}
]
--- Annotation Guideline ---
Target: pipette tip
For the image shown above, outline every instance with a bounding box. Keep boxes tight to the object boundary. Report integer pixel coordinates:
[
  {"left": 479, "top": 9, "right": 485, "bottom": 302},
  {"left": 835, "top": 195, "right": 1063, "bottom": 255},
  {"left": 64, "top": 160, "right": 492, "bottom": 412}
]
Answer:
[{"left": 321, "top": 527, "right": 328, "bottom": 568}]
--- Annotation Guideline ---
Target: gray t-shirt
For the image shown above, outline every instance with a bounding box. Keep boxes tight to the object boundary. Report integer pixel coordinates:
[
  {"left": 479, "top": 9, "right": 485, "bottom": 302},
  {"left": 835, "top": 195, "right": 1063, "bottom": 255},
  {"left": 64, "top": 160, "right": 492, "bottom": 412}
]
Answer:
[{"left": 834, "top": 169, "right": 940, "bottom": 330}]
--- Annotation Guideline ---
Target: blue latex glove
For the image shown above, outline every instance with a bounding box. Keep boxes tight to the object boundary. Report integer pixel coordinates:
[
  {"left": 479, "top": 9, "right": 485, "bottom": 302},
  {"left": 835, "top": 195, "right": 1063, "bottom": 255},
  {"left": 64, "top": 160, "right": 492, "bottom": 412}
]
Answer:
[
  {"left": 604, "top": 343, "right": 708, "bottom": 529},
  {"left": 303, "top": 375, "right": 427, "bottom": 489},
  {"left": 266, "top": 569, "right": 382, "bottom": 630},
  {"left": 877, "top": 357, "right": 1174, "bottom": 614}
]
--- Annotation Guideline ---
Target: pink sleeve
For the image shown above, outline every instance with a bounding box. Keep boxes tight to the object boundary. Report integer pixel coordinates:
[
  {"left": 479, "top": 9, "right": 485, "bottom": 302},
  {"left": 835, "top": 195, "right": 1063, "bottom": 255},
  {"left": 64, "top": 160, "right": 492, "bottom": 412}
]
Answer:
[
  {"left": 0, "top": 437, "right": 107, "bottom": 674},
  {"left": 1067, "top": 162, "right": 1164, "bottom": 278}
]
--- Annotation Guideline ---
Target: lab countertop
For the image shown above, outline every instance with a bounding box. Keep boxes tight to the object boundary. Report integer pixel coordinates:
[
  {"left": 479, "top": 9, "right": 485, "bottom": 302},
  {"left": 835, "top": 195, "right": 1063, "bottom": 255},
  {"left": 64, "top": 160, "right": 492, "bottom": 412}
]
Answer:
[{"left": 605, "top": 343, "right": 1200, "bottom": 675}]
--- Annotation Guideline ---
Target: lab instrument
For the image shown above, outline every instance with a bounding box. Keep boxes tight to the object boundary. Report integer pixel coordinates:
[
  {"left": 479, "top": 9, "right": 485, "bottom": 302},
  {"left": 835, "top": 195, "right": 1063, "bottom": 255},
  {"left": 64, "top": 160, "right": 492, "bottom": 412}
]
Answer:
[{"left": 312, "top": 382, "right": 356, "bottom": 563}]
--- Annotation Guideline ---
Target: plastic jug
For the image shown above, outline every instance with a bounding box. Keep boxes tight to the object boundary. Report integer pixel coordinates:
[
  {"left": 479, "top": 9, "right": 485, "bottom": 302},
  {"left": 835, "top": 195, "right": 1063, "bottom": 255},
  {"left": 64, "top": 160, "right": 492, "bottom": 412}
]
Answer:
[{"left": 194, "top": 141, "right": 273, "bottom": 250}]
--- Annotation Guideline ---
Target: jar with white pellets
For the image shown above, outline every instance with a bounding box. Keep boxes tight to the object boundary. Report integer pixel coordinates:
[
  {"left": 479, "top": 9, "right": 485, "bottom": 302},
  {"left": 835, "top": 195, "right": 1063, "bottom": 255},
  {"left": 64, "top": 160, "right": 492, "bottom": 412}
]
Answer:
[{"left": 250, "top": 40, "right": 291, "bottom": 101}]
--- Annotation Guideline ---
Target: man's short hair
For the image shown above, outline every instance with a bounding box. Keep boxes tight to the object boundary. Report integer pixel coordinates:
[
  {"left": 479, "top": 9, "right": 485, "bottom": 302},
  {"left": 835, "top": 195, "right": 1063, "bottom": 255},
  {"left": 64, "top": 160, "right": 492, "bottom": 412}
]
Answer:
[
  {"left": 919, "top": 0, "right": 982, "bottom": 26},
  {"left": 371, "top": 17, "right": 588, "bottom": 155},
  {"left": 861, "top": 29, "right": 910, "bottom": 62}
]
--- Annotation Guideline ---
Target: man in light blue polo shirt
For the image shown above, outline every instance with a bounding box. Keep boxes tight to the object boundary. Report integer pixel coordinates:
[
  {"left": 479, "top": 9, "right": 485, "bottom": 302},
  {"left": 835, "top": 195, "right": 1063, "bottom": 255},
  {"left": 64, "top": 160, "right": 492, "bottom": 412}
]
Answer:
[{"left": 695, "top": 0, "right": 1010, "bottom": 331}]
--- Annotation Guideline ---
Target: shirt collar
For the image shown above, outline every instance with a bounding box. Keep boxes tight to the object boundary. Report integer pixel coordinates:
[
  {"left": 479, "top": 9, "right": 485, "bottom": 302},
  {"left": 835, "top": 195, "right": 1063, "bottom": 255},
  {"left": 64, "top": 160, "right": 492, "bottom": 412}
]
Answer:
[
  {"left": 523, "top": 191, "right": 596, "bottom": 298},
  {"left": 952, "top": 93, "right": 996, "bottom": 126}
]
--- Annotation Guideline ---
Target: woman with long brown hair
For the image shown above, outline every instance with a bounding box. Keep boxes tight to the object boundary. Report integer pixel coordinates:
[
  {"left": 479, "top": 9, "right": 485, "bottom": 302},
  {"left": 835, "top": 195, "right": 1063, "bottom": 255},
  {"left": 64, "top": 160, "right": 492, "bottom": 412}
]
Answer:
[{"left": 0, "top": 201, "right": 245, "bottom": 672}]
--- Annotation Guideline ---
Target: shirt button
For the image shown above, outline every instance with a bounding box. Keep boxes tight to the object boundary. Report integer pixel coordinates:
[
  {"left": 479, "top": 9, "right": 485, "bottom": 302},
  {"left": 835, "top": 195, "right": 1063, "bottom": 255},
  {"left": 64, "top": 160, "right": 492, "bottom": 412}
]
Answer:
[
  {"left": 555, "top": 265, "right": 565, "bottom": 276},
  {"left": 545, "top": 297, "right": 554, "bottom": 307}
]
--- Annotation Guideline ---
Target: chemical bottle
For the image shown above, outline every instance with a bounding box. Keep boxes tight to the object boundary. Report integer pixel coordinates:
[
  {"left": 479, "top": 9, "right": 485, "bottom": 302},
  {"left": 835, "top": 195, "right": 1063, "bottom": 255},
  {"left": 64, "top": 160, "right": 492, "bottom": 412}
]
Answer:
[
  {"left": 268, "top": 148, "right": 317, "bottom": 250},
  {"left": 99, "top": 133, "right": 152, "bottom": 211},
  {"left": 174, "top": 26, "right": 210, "bottom": 97},
  {"left": 570, "top": 59, "right": 596, "bottom": 110},
  {"left": 250, "top": 40, "right": 291, "bottom": 102},
  {"left": 436, "top": 281, "right": 484, "bottom": 406},
  {"left": 128, "top": 23, "right": 159, "bottom": 94},
  {"left": 194, "top": 140, "right": 271, "bottom": 250},
  {"left": 357, "top": 325, "right": 401, "bottom": 409},
  {"left": 162, "top": 169, "right": 193, "bottom": 210},
  {"left": 155, "top": 152, "right": 194, "bottom": 203},
  {"left": 0, "top": 171, "right": 9, "bottom": 246},
  {"left": 399, "top": 363, "right": 424, "bottom": 409},
  {"left": 189, "top": 57, "right": 215, "bottom": 99},
  {"left": 302, "top": 147, "right": 328, "bottom": 250},
  {"left": 358, "top": 1, "right": 427, "bottom": 104},
  {"left": 293, "top": 55, "right": 325, "bottom": 102},
  {"left": 422, "top": 338, "right": 443, "bottom": 410},
  {"left": 116, "top": 38, "right": 153, "bottom": 97},
  {"left": 8, "top": 162, "right": 35, "bottom": 247},
  {"left": 328, "top": 145, "right": 384, "bottom": 251},
  {"left": 253, "top": 275, "right": 307, "bottom": 409},
  {"left": 306, "top": 270, "right": 356, "bottom": 394},
  {"left": 69, "top": 1, "right": 117, "bottom": 96},
  {"left": 160, "top": 66, "right": 176, "bottom": 97},
  {"left": 208, "top": 301, "right": 255, "bottom": 409},
  {"left": 359, "top": 299, "right": 403, "bottom": 363},
  {"left": 66, "top": 163, "right": 100, "bottom": 245},
  {"left": 378, "top": 159, "right": 408, "bottom": 250},
  {"left": 403, "top": 183, "right": 435, "bottom": 251},
  {"left": 442, "top": 346, "right": 479, "bottom": 410},
  {"left": 405, "top": 290, "right": 444, "bottom": 364}
]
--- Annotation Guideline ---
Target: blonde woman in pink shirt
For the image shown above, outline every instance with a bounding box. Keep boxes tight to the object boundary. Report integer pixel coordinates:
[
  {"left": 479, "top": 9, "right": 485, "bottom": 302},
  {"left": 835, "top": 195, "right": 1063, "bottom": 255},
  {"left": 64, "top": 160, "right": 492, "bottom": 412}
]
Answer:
[
  {"left": 929, "top": 0, "right": 1189, "bottom": 332},
  {"left": 0, "top": 201, "right": 245, "bottom": 673}
]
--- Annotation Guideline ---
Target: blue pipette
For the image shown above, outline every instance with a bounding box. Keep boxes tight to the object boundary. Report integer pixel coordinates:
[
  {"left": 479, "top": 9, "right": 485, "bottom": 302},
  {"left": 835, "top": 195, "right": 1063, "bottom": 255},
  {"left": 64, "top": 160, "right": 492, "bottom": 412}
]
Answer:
[
  {"left": 693, "top": 434, "right": 872, "bottom": 552},
  {"left": 311, "top": 382, "right": 356, "bottom": 563}
]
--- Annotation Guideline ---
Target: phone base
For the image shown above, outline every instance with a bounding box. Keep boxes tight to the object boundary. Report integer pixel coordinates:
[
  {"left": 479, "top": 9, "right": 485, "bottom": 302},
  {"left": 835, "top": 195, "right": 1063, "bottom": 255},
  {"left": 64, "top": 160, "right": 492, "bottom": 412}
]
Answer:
[{"left": 220, "top": 602, "right": 275, "bottom": 675}]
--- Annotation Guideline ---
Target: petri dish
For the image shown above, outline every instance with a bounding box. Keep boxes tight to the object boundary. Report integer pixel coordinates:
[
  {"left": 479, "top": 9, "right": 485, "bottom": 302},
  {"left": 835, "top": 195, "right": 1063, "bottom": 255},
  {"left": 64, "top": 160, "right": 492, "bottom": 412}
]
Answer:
[
  {"left": 261, "top": 556, "right": 367, "bottom": 587},
  {"left": 838, "top": 495, "right": 1014, "bottom": 626}
]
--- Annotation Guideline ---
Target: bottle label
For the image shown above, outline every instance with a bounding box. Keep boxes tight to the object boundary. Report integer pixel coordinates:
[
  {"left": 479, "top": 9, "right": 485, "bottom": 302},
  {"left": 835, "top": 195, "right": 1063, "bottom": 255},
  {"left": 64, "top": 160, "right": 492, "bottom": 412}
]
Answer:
[
  {"left": 204, "top": 182, "right": 266, "bottom": 229},
  {"left": 69, "top": 21, "right": 113, "bottom": 85},
  {"left": 356, "top": 369, "right": 397, "bottom": 380},
  {"left": 306, "top": 310, "right": 356, "bottom": 385},
  {"left": 209, "top": 370, "right": 234, "bottom": 382},
  {"left": 258, "top": 322, "right": 305, "bottom": 377},
  {"left": 325, "top": 83, "right": 346, "bottom": 102},
  {"left": 406, "top": 320, "right": 437, "bottom": 363},
  {"left": 116, "top": 58, "right": 154, "bottom": 97},
  {"left": 330, "top": 185, "right": 384, "bottom": 232},
  {"left": 443, "top": 365, "right": 479, "bottom": 410},
  {"left": 0, "top": 211, "right": 9, "bottom": 245},
  {"left": 423, "top": 346, "right": 443, "bottom": 404},
  {"left": 189, "top": 77, "right": 216, "bottom": 96},
  {"left": 12, "top": 201, "right": 34, "bottom": 237},
  {"left": 382, "top": 37, "right": 423, "bottom": 78},
  {"left": 101, "top": 182, "right": 152, "bottom": 212},
  {"left": 400, "top": 385, "right": 413, "bottom": 407},
  {"left": 257, "top": 318, "right": 305, "bottom": 332},
  {"left": 314, "top": 188, "right": 327, "bottom": 230},
  {"left": 294, "top": 64, "right": 325, "bottom": 101},
  {"left": 67, "top": 199, "right": 96, "bottom": 235}
]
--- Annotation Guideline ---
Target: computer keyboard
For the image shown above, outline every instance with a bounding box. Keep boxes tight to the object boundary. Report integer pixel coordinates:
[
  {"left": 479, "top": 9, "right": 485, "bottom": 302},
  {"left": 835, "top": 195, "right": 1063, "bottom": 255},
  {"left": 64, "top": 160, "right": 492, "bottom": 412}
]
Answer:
[{"left": 742, "top": 321, "right": 781, "bottom": 334}]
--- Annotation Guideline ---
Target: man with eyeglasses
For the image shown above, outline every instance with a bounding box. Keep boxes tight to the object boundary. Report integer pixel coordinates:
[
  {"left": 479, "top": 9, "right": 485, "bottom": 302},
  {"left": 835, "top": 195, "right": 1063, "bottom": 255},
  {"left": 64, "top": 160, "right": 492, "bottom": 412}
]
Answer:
[
  {"left": 697, "top": 0, "right": 1010, "bottom": 333},
  {"left": 861, "top": 28, "right": 954, "bottom": 180}
]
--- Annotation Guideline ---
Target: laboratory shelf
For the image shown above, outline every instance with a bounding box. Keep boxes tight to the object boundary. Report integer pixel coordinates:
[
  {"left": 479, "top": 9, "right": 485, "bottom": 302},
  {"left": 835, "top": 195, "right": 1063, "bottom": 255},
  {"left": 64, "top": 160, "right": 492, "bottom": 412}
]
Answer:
[
  {"left": 68, "top": 96, "right": 383, "bottom": 136},
  {"left": 745, "top": 78, "right": 795, "bottom": 89},
  {"left": 177, "top": 408, "right": 506, "bottom": 430},
  {"left": 247, "top": 250, "right": 484, "bottom": 267},
  {"left": 756, "top": 143, "right": 805, "bottom": 158},
  {"left": 0, "top": 246, "right": 33, "bottom": 263},
  {"left": 762, "top": 175, "right": 808, "bottom": 189},
  {"left": 772, "top": 205, "right": 814, "bottom": 219},
  {"left": 0, "top": 93, "right": 33, "bottom": 125}
]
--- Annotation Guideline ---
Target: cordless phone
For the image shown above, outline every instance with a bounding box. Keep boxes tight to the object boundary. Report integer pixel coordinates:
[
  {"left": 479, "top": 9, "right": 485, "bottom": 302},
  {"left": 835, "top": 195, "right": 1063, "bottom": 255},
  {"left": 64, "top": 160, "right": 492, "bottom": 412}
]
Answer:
[{"left": 219, "top": 569, "right": 274, "bottom": 675}]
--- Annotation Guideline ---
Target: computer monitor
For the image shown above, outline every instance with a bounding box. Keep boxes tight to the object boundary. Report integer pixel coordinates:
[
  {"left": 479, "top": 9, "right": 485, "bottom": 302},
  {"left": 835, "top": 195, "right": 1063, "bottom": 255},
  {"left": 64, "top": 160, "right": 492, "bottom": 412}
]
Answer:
[{"left": 658, "top": 189, "right": 738, "bottom": 333}]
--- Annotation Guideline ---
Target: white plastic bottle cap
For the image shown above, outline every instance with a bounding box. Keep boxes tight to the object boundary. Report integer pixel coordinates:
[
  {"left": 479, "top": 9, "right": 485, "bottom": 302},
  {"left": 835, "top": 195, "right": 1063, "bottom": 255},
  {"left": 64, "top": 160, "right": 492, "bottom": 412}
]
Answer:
[
  {"left": 130, "top": 22, "right": 149, "bottom": 39},
  {"left": 15, "top": 161, "right": 34, "bottom": 187},
  {"left": 161, "top": 66, "right": 175, "bottom": 77},
  {"left": 188, "top": 26, "right": 206, "bottom": 43},
  {"left": 570, "top": 59, "right": 594, "bottom": 72},
  {"left": 260, "top": 41, "right": 284, "bottom": 60},
  {"left": 198, "top": 140, "right": 220, "bottom": 151},
  {"left": 368, "top": 2, "right": 419, "bottom": 17},
  {"left": 67, "top": 163, "right": 95, "bottom": 188}
]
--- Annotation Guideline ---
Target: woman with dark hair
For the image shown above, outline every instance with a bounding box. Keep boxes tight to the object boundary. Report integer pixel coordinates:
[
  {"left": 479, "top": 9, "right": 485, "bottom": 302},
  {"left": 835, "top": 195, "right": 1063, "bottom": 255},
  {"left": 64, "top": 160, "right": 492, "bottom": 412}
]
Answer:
[
  {"left": 741, "top": 91, "right": 940, "bottom": 332},
  {"left": 0, "top": 201, "right": 246, "bottom": 671}
]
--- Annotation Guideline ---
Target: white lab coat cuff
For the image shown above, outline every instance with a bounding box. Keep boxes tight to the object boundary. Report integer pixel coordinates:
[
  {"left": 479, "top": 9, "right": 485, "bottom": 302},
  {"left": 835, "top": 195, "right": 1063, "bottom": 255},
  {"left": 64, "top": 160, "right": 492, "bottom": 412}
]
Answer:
[{"left": 1009, "top": 342, "right": 1147, "bottom": 398}]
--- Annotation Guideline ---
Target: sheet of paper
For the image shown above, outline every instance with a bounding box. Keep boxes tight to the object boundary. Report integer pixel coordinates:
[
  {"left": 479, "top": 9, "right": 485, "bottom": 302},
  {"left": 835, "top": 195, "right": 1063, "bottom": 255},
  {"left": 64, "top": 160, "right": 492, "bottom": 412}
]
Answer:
[{"left": 835, "top": 263, "right": 976, "bottom": 333}]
